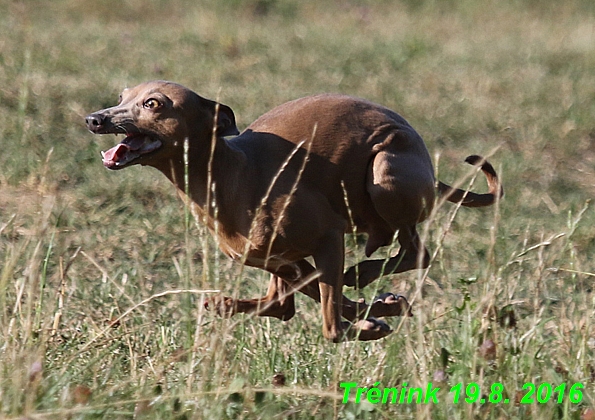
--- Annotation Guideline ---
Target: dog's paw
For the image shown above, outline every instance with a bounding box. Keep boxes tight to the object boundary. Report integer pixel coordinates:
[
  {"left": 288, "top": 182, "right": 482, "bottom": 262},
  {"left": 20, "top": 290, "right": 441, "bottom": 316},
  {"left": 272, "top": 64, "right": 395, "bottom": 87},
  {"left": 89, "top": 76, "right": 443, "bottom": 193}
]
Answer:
[
  {"left": 370, "top": 292, "right": 413, "bottom": 317},
  {"left": 352, "top": 317, "right": 392, "bottom": 341},
  {"left": 204, "top": 295, "right": 236, "bottom": 318}
]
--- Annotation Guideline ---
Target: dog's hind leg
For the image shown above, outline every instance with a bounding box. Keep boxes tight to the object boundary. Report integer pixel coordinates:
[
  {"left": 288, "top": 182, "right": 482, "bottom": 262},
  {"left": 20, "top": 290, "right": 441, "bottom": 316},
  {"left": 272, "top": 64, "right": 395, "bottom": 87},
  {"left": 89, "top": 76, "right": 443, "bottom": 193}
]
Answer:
[
  {"left": 206, "top": 259, "right": 412, "bottom": 321},
  {"left": 343, "top": 225, "right": 430, "bottom": 288},
  {"left": 344, "top": 148, "right": 434, "bottom": 289}
]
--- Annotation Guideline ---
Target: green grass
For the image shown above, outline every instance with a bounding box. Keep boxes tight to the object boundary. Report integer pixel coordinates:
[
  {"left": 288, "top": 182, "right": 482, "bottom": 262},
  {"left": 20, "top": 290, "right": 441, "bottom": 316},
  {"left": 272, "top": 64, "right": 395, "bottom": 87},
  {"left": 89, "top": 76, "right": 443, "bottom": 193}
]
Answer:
[{"left": 1, "top": 0, "right": 594, "bottom": 418}]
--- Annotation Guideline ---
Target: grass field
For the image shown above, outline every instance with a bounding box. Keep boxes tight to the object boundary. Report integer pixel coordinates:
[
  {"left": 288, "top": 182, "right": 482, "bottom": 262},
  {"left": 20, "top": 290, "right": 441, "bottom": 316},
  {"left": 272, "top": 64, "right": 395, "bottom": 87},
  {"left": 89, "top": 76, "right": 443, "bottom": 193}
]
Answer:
[{"left": 1, "top": 0, "right": 595, "bottom": 418}]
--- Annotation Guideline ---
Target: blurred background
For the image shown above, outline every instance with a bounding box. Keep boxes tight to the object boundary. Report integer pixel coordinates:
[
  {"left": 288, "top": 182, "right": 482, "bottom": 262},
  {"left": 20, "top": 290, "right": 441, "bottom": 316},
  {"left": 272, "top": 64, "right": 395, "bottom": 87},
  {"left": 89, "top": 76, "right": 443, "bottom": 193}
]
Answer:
[{"left": 1, "top": 0, "right": 594, "bottom": 418}]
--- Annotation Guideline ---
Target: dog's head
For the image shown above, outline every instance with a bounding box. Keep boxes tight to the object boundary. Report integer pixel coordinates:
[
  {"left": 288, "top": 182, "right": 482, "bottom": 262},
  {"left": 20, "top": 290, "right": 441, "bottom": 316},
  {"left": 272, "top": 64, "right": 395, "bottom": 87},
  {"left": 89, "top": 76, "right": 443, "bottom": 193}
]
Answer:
[{"left": 85, "top": 81, "right": 238, "bottom": 170}]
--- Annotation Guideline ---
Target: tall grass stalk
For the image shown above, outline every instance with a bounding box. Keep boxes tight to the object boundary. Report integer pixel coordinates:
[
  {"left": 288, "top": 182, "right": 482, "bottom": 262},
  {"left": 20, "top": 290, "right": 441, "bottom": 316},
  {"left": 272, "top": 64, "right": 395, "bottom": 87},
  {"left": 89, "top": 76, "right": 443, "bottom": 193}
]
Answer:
[{"left": 1, "top": 0, "right": 594, "bottom": 418}]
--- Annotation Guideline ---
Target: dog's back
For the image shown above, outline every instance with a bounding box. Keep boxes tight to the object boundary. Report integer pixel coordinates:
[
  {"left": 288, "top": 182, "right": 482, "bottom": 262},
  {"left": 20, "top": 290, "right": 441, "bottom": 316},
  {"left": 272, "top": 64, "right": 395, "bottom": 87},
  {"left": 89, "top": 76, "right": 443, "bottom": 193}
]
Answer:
[{"left": 231, "top": 94, "right": 435, "bottom": 235}]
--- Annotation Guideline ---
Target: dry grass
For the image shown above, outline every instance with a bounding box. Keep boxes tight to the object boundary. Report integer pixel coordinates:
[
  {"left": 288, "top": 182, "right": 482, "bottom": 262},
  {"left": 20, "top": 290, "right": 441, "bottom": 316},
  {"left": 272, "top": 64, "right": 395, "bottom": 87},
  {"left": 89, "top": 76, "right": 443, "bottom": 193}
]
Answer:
[{"left": 1, "top": 0, "right": 594, "bottom": 418}]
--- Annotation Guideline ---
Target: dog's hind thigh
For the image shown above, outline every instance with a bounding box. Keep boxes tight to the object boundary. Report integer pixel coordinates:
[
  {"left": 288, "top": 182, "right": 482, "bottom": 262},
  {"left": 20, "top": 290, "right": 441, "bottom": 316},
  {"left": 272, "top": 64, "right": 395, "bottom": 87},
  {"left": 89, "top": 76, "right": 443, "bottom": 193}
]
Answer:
[
  {"left": 368, "top": 150, "right": 435, "bottom": 229},
  {"left": 346, "top": 150, "right": 435, "bottom": 287}
]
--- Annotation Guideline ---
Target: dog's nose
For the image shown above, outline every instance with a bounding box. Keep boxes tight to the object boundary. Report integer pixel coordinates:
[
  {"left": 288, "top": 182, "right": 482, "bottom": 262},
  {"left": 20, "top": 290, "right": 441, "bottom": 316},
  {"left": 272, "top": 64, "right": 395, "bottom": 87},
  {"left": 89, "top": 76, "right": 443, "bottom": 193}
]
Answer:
[{"left": 85, "top": 113, "right": 105, "bottom": 132}]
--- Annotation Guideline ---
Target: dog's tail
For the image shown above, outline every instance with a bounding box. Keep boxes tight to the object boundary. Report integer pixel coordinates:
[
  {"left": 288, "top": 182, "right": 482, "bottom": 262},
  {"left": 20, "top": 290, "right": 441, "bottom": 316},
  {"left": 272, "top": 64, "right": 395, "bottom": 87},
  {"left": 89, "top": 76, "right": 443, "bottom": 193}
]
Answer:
[{"left": 437, "top": 155, "right": 503, "bottom": 208}]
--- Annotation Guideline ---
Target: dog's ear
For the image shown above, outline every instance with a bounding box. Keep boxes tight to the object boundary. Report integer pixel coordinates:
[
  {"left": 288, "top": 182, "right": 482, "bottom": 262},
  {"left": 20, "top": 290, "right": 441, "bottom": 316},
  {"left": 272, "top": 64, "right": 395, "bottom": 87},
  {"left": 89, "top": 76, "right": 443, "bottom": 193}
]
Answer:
[{"left": 216, "top": 104, "right": 239, "bottom": 137}]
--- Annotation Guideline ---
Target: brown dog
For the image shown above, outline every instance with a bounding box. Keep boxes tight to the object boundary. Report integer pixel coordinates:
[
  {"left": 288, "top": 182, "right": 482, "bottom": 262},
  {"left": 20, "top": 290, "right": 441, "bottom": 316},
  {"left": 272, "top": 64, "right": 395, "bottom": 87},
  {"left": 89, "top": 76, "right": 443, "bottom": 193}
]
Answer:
[{"left": 86, "top": 81, "right": 501, "bottom": 342}]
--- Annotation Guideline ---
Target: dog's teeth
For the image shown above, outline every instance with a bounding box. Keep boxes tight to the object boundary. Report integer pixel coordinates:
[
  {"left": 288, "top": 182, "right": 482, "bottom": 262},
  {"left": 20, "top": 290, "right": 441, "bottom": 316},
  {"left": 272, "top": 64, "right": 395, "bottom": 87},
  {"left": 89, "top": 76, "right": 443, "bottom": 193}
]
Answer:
[{"left": 101, "top": 151, "right": 106, "bottom": 158}]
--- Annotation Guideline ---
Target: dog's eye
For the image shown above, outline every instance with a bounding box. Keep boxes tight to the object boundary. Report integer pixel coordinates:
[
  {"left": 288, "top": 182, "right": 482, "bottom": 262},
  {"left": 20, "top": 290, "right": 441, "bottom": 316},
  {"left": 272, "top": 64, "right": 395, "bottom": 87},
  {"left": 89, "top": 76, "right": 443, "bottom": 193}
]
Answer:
[
  {"left": 143, "top": 98, "right": 162, "bottom": 109},
  {"left": 118, "top": 94, "right": 123, "bottom": 104}
]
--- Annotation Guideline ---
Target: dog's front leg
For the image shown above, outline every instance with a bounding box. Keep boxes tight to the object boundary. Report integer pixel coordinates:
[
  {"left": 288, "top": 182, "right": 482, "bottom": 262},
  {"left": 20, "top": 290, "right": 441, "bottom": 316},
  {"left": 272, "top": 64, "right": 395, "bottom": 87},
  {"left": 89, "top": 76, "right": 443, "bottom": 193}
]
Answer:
[
  {"left": 314, "top": 232, "right": 346, "bottom": 343},
  {"left": 315, "top": 231, "right": 394, "bottom": 342},
  {"left": 205, "top": 275, "right": 296, "bottom": 320}
]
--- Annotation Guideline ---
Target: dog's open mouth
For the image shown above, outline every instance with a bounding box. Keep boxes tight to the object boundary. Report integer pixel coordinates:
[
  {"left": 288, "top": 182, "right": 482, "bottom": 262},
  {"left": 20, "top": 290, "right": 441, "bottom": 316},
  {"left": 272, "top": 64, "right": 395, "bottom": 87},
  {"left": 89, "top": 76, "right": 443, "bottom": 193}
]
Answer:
[{"left": 101, "top": 134, "right": 162, "bottom": 169}]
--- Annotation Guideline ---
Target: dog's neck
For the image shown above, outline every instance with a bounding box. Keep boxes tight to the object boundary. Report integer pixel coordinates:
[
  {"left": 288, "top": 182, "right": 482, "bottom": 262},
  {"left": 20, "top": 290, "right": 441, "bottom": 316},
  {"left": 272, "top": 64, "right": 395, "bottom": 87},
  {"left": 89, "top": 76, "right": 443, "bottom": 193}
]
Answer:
[{"left": 153, "top": 135, "right": 254, "bottom": 255}]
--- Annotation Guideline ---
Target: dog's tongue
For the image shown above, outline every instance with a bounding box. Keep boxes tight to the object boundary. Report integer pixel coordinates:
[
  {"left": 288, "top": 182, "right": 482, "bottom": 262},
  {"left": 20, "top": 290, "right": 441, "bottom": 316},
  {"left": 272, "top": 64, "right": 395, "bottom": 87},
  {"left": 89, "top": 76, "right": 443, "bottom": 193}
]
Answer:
[
  {"left": 102, "top": 135, "right": 146, "bottom": 164},
  {"left": 103, "top": 143, "right": 130, "bottom": 163}
]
